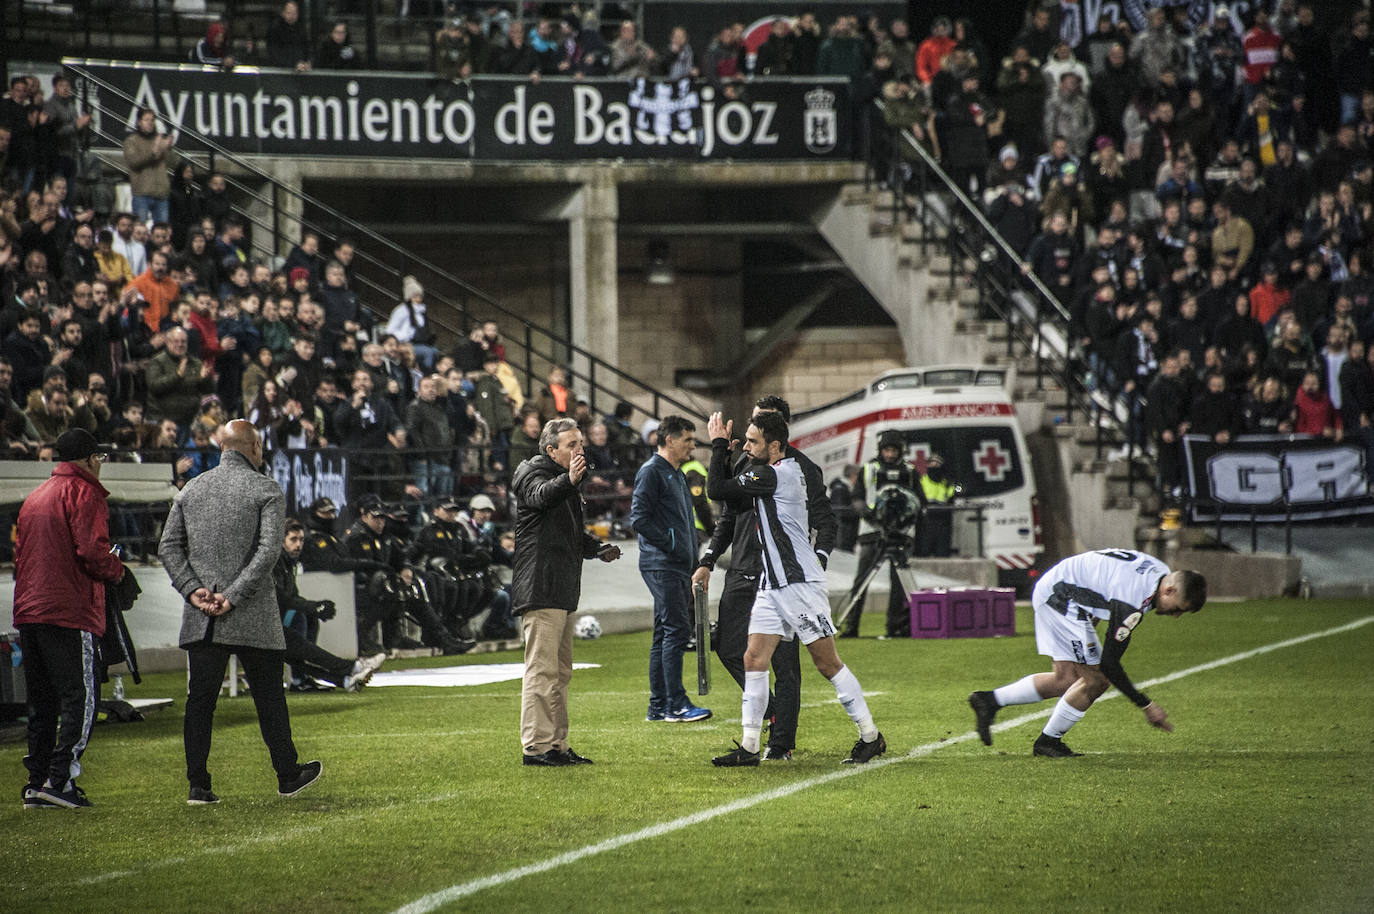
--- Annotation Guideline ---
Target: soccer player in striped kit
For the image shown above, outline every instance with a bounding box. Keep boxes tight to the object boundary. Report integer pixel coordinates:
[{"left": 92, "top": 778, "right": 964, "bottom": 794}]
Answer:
[
  {"left": 969, "top": 548, "right": 1207, "bottom": 757},
  {"left": 705, "top": 410, "right": 886, "bottom": 767}
]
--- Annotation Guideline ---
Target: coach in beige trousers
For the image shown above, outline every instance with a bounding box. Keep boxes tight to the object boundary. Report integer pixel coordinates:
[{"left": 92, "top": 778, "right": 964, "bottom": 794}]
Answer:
[{"left": 510, "top": 418, "right": 621, "bottom": 767}]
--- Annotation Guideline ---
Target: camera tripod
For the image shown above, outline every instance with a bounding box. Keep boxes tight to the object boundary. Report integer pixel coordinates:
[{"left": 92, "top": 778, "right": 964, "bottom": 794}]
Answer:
[{"left": 832, "top": 536, "right": 921, "bottom": 632}]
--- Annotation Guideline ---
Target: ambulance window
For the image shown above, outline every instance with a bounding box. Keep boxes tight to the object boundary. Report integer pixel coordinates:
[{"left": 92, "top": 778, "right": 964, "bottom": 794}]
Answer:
[
  {"left": 974, "top": 370, "right": 1006, "bottom": 386},
  {"left": 872, "top": 374, "right": 923, "bottom": 393},
  {"left": 902, "top": 426, "right": 1025, "bottom": 497},
  {"left": 921, "top": 369, "right": 976, "bottom": 386}
]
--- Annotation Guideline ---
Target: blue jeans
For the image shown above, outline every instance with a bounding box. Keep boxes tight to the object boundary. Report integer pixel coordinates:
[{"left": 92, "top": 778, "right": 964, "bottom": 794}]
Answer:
[
  {"left": 489, "top": 430, "right": 510, "bottom": 474},
  {"left": 132, "top": 195, "right": 169, "bottom": 225},
  {"left": 411, "top": 458, "right": 453, "bottom": 497},
  {"left": 411, "top": 343, "right": 440, "bottom": 371},
  {"left": 644, "top": 569, "right": 692, "bottom": 714},
  {"left": 283, "top": 609, "right": 320, "bottom": 682},
  {"left": 483, "top": 588, "right": 515, "bottom": 634},
  {"left": 1341, "top": 94, "right": 1361, "bottom": 126}
]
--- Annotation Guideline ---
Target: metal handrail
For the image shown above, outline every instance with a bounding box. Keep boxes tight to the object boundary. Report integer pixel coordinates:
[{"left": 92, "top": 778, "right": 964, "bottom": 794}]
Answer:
[
  {"left": 65, "top": 58, "right": 708, "bottom": 425},
  {"left": 869, "top": 100, "right": 1151, "bottom": 497}
]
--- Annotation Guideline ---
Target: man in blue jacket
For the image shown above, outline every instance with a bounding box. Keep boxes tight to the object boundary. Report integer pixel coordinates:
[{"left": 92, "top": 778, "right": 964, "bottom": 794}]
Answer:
[{"left": 631, "top": 414, "right": 711, "bottom": 723}]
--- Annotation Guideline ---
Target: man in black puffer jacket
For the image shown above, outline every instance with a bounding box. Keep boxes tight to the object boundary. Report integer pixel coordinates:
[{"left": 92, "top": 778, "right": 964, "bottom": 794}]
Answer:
[{"left": 511, "top": 417, "right": 621, "bottom": 767}]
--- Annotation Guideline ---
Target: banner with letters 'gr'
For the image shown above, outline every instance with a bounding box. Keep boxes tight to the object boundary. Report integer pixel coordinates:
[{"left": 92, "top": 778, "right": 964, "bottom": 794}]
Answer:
[
  {"left": 1181, "top": 434, "right": 1374, "bottom": 523},
  {"left": 72, "top": 62, "right": 850, "bottom": 161},
  {"left": 268, "top": 447, "right": 349, "bottom": 517}
]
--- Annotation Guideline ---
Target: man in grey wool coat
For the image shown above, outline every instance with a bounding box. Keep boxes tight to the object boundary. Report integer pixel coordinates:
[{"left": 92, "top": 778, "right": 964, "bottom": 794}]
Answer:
[{"left": 159, "top": 419, "right": 322, "bottom": 804}]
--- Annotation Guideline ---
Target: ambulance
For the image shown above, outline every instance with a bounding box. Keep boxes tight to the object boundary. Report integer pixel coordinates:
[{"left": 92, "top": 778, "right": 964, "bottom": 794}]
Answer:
[{"left": 789, "top": 365, "right": 1042, "bottom": 584}]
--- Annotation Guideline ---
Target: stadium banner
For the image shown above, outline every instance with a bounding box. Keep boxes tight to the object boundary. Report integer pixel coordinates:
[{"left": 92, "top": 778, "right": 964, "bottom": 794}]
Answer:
[
  {"left": 71, "top": 62, "right": 851, "bottom": 160},
  {"left": 1180, "top": 434, "right": 1374, "bottom": 522},
  {"left": 269, "top": 446, "right": 348, "bottom": 515}
]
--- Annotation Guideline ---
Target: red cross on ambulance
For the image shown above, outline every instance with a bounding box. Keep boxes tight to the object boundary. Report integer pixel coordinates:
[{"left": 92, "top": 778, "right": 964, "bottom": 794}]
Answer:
[{"left": 975, "top": 440, "right": 1010, "bottom": 482}]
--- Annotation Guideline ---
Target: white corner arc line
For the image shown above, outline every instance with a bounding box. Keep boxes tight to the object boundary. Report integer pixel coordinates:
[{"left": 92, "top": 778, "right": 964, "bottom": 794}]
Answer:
[{"left": 392, "top": 615, "right": 1374, "bottom": 914}]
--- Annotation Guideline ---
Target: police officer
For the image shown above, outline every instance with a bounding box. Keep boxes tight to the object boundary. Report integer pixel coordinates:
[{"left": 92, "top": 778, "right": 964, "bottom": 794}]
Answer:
[
  {"left": 679, "top": 451, "right": 713, "bottom": 641},
  {"left": 916, "top": 453, "right": 958, "bottom": 558},
  {"left": 299, "top": 497, "right": 364, "bottom": 574},
  {"left": 344, "top": 495, "right": 472, "bottom": 656},
  {"left": 411, "top": 496, "right": 485, "bottom": 637},
  {"left": 299, "top": 496, "right": 391, "bottom": 654},
  {"left": 829, "top": 463, "right": 861, "bottom": 552},
  {"left": 680, "top": 453, "right": 715, "bottom": 544},
  {"left": 840, "top": 430, "right": 922, "bottom": 639}
]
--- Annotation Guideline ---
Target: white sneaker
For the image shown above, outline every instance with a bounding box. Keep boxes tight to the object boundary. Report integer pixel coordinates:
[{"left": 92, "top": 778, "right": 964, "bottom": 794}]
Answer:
[
  {"left": 361, "top": 652, "right": 387, "bottom": 673},
  {"left": 343, "top": 661, "right": 374, "bottom": 693}
]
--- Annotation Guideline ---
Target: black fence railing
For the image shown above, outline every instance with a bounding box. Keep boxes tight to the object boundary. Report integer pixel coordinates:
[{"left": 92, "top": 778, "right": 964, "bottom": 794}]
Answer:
[
  {"left": 5, "top": 1, "right": 451, "bottom": 72},
  {"left": 0, "top": 436, "right": 651, "bottom": 562},
  {"left": 5, "top": 1, "right": 648, "bottom": 73}
]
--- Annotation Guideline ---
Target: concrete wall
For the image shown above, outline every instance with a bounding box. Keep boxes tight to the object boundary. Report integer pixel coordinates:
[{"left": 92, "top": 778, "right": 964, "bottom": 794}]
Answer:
[
  {"left": 1165, "top": 549, "right": 1302, "bottom": 600},
  {"left": 616, "top": 238, "right": 740, "bottom": 396},
  {"left": 745, "top": 327, "right": 905, "bottom": 410}
]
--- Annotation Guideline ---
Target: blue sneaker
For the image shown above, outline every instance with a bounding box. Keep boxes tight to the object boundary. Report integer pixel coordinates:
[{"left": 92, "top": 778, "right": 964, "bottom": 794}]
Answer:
[
  {"left": 36, "top": 780, "right": 92, "bottom": 808},
  {"left": 645, "top": 709, "right": 666, "bottom": 722},
  {"left": 665, "top": 704, "right": 712, "bottom": 723}
]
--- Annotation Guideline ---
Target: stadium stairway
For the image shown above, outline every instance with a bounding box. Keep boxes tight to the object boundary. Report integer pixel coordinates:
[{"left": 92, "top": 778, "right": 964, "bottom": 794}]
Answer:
[{"left": 818, "top": 182, "right": 1164, "bottom": 560}]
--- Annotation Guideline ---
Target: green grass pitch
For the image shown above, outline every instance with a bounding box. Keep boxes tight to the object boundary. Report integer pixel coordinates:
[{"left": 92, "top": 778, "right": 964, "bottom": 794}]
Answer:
[{"left": 5, "top": 599, "right": 1372, "bottom": 913}]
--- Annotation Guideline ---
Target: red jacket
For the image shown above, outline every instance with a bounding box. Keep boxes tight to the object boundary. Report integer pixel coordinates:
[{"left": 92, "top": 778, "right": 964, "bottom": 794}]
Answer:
[
  {"left": 14, "top": 463, "right": 125, "bottom": 634},
  {"left": 1243, "top": 27, "right": 1281, "bottom": 84},
  {"left": 1249, "top": 282, "right": 1290, "bottom": 327},
  {"left": 916, "top": 35, "right": 956, "bottom": 84},
  {"left": 186, "top": 309, "right": 223, "bottom": 365},
  {"left": 1293, "top": 388, "right": 1342, "bottom": 436}
]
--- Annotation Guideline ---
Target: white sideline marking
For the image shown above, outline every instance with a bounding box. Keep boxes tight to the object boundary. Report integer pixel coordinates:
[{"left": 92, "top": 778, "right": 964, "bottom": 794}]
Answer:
[
  {"left": 367, "top": 662, "right": 600, "bottom": 689},
  {"left": 391, "top": 615, "right": 1374, "bottom": 914}
]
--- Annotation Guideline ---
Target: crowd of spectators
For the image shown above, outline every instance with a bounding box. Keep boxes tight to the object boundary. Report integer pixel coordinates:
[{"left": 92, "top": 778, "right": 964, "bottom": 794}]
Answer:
[
  {"left": 0, "top": 79, "right": 669, "bottom": 534},
  {"left": 11, "top": 1, "right": 1374, "bottom": 525},
  {"left": 186, "top": 1, "right": 949, "bottom": 87},
  {"left": 853, "top": 2, "right": 1373, "bottom": 503}
]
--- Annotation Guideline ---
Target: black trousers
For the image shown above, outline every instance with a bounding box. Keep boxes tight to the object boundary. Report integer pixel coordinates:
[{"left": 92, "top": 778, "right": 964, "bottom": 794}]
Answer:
[
  {"left": 714, "top": 570, "right": 801, "bottom": 751},
  {"left": 184, "top": 642, "right": 301, "bottom": 792},
  {"left": 845, "top": 540, "right": 909, "bottom": 637},
  {"left": 361, "top": 577, "right": 453, "bottom": 649},
  {"left": 422, "top": 572, "right": 463, "bottom": 629},
  {"left": 282, "top": 625, "right": 353, "bottom": 685},
  {"left": 914, "top": 511, "right": 953, "bottom": 558},
  {"left": 19, "top": 623, "right": 98, "bottom": 790}
]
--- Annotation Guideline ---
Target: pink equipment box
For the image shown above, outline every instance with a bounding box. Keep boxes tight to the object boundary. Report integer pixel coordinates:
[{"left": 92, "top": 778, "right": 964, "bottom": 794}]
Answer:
[{"left": 909, "top": 588, "right": 1016, "bottom": 639}]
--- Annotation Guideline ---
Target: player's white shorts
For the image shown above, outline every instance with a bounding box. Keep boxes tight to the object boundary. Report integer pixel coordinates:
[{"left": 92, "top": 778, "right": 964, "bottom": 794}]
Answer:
[
  {"left": 749, "top": 582, "right": 836, "bottom": 645},
  {"left": 1032, "top": 599, "right": 1102, "bottom": 666}
]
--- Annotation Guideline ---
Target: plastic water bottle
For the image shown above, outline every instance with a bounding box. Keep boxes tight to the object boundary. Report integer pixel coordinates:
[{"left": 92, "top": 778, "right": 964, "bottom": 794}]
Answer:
[{"left": 112, "top": 674, "right": 125, "bottom": 701}]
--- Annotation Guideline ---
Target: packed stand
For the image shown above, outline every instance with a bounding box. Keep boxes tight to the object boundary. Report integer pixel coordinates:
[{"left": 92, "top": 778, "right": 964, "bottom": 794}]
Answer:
[{"left": 858, "top": 2, "right": 1374, "bottom": 503}]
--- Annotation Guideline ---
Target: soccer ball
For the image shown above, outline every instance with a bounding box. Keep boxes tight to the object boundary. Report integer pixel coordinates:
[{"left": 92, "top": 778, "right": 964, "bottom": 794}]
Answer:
[{"left": 575, "top": 615, "right": 603, "bottom": 640}]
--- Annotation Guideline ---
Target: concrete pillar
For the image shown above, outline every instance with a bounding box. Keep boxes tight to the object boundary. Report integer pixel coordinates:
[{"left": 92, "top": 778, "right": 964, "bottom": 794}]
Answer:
[
  {"left": 565, "top": 173, "right": 618, "bottom": 405},
  {"left": 241, "top": 159, "right": 303, "bottom": 266}
]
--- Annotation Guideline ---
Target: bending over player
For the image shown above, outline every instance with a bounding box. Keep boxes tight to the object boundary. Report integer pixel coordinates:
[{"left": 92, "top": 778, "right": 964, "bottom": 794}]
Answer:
[
  {"left": 968, "top": 548, "right": 1206, "bottom": 757},
  {"left": 704, "top": 410, "right": 886, "bottom": 767}
]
